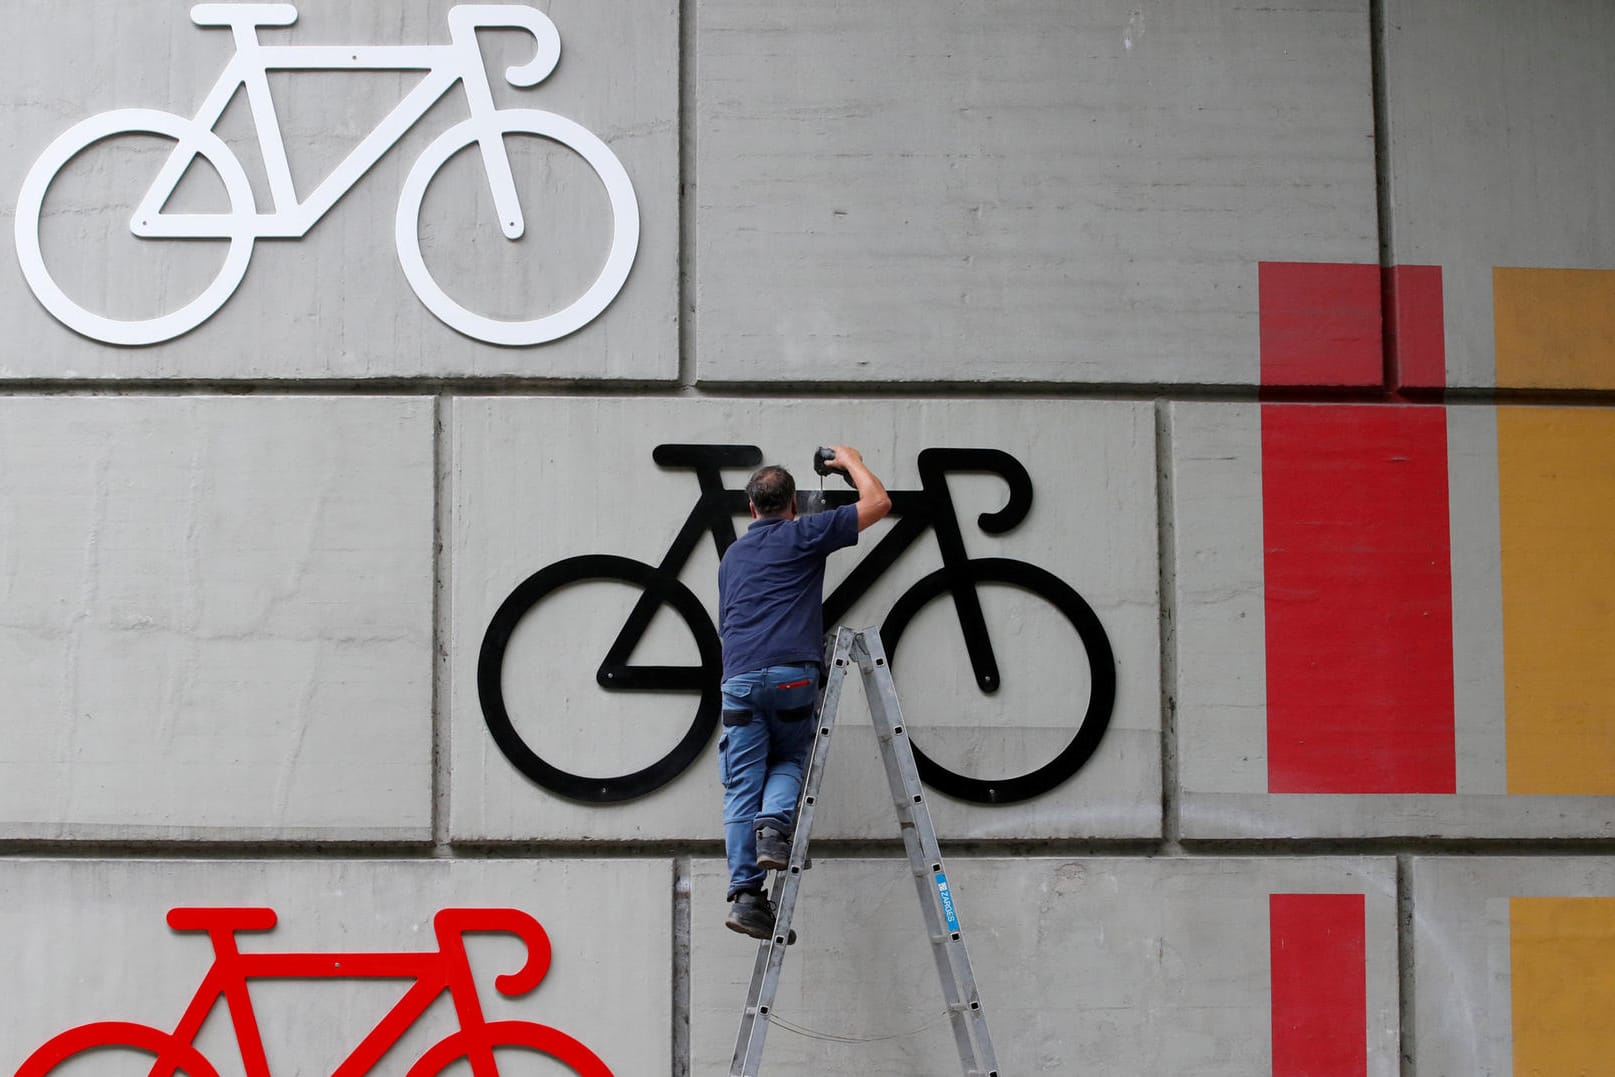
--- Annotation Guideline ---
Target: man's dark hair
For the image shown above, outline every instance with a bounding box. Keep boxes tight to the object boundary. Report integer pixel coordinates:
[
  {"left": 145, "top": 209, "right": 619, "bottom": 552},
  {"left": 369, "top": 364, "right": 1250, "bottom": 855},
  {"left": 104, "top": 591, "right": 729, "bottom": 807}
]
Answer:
[{"left": 746, "top": 465, "right": 796, "bottom": 517}]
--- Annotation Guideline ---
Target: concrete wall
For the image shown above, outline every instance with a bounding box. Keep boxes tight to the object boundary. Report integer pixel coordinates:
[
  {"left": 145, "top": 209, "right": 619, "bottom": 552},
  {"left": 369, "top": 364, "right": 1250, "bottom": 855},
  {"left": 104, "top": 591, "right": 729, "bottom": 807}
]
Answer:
[{"left": 3, "top": 0, "right": 1613, "bottom": 1074}]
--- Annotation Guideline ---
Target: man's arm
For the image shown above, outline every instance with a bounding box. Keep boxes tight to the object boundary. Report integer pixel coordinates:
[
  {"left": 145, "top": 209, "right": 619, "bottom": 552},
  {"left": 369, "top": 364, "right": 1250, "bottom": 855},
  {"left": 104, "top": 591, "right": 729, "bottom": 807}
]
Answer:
[{"left": 825, "top": 445, "right": 892, "bottom": 531}]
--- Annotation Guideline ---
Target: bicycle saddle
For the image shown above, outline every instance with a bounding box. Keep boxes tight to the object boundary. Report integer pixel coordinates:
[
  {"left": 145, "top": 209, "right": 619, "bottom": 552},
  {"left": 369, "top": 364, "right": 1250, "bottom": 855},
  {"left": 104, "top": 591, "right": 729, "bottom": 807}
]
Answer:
[{"left": 191, "top": 4, "right": 298, "bottom": 29}]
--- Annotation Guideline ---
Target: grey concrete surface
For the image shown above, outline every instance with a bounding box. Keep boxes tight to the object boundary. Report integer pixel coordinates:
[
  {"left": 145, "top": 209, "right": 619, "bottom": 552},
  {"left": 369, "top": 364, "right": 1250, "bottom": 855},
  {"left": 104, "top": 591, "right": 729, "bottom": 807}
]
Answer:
[
  {"left": 1181, "top": 791, "right": 1615, "bottom": 842},
  {"left": 1410, "top": 856, "right": 1615, "bottom": 1076},
  {"left": 448, "top": 397, "right": 1161, "bottom": 840},
  {"left": 1168, "top": 402, "right": 1268, "bottom": 798},
  {"left": 1383, "top": 0, "right": 1615, "bottom": 388},
  {"left": 695, "top": 0, "right": 1376, "bottom": 385},
  {"left": 1446, "top": 407, "right": 1508, "bottom": 794},
  {"left": 1, "top": 0, "right": 677, "bottom": 378},
  {"left": 0, "top": 397, "right": 434, "bottom": 840},
  {"left": 691, "top": 856, "right": 1399, "bottom": 1075},
  {"left": 1, "top": 858, "right": 671, "bottom": 1077}
]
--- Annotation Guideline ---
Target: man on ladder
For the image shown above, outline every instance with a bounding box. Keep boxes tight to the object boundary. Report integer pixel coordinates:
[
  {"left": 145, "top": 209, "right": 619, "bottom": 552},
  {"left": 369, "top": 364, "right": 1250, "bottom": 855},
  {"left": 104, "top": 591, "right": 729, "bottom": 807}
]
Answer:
[
  {"left": 716, "top": 445, "right": 890, "bottom": 939},
  {"left": 727, "top": 625, "right": 1002, "bottom": 1075}
]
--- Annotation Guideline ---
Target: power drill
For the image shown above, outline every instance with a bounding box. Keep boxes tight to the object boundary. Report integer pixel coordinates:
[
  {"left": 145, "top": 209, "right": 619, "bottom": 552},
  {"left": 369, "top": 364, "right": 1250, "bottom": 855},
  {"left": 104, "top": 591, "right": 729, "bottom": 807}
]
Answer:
[{"left": 813, "top": 447, "right": 851, "bottom": 484}]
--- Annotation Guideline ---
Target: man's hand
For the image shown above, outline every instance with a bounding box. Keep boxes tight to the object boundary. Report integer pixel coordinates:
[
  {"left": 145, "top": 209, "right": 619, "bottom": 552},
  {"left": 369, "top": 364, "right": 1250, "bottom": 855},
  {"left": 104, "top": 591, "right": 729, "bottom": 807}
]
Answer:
[
  {"left": 823, "top": 445, "right": 862, "bottom": 472},
  {"left": 825, "top": 445, "right": 892, "bottom": 531}
]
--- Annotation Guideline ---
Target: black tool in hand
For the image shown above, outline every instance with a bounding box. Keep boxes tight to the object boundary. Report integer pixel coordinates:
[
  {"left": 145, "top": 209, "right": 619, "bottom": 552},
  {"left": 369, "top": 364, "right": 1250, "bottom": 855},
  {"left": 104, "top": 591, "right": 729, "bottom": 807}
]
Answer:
[{"left": 813, "top": 447, "right": 851, "bottom": 483}]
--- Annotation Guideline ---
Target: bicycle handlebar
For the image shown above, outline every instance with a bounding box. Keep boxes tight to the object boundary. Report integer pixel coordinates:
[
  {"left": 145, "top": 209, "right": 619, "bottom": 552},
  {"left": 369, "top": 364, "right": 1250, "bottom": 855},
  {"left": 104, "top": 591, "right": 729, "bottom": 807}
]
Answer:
[
  {"left": 917, "top": 448, "right": 1034, "bottom": 534},
  {"left": 433, "top": 908, "right": 553, "bottom": 997},
  {"left": 447, "top": 5, "right": 561, "bottom": 87}
]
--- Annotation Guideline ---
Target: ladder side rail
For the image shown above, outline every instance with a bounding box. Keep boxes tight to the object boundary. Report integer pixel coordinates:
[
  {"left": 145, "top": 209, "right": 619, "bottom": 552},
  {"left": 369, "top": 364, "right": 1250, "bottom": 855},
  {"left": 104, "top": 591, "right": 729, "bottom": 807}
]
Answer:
[
  {"left": 731, "top": 936, "right": 771, "bottom": 1075},
  {"left": 855, "top": 647, "right": 984, "bottom": 1072},
  {"left": 729, "top": 627, "right": 857, "bottom": 1077},
  {"left": 855, "top": 629, "right": 1001, "bottom": 1077},
  {"left": 856, "top": 653, "right": 976, "bottom": 1023},
  {"left": 880, "top": 743, "right": 987, "bottom": 1042}
]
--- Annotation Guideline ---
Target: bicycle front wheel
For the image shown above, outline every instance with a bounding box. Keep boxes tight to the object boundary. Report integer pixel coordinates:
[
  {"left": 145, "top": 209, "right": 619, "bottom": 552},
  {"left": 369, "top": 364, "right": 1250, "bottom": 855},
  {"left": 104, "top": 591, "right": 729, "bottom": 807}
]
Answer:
[
  {"left": 14, "top": 108, "right": 255, "bottom": 345},
  {"left": 479, "top": 555, "right": 720, "bottom": 803},
  {"left": 16, "top": 1021, "right": 220, "bottom": 1077},
  {"left": 881, "top": 557, "right": 1117, "bottom": 804},
  {"left": 395, "top": 109, "right": 640, "bottom": 345},
  {"left": 409, "top": 1020, "right": 612, "bottom": 1077}
]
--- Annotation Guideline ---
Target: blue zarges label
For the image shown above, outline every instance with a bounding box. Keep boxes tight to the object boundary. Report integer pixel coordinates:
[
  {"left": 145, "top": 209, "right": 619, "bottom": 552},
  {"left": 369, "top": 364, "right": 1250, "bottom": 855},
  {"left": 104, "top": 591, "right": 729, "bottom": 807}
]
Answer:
[{"left": 935, "top": 872, "right": 960, "bottom": 932}]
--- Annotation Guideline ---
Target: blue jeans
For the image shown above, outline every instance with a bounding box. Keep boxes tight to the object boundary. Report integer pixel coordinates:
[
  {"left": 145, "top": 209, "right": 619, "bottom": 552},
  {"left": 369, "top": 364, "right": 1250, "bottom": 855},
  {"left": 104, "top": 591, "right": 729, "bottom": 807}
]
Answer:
[{"left": 718, "top": 663, "right": 820, "bottom": 898}]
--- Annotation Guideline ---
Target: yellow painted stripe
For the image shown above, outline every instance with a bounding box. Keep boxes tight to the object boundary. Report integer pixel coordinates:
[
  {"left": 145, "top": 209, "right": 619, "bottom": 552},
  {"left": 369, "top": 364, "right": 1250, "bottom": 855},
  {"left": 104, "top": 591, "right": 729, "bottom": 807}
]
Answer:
[
  {"left": 1499, "top": 408, "right": 1615, "bottom": 794},
  {"left": 1494, "top": 267, "right": 1615, "bottom": 389},
  {"left": 1511, "top": 898, "right": 1615, "bottom": 1074}
]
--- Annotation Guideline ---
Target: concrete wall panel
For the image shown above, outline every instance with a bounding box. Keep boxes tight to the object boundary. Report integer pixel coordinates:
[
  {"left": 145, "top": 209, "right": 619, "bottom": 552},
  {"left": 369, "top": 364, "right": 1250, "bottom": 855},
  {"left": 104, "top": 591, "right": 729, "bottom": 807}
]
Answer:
[
  {"left": 1171, "top": 401, "right": 1269, "bottom": 796},
  {"left": 695, "top": 0, "right": 1377, "bottom": 386},
  {"left": 1, "top": 858, "right": 670, "bottom": 1077},
  {"left": 692, "top": 857, "right": 1398, "bottom": 1075},
  {"left": 1411, "top": 856, "right": 1615, "bottom": 1076},
  {"left": 449, "top": 397, "right": 1160, "bottom": 840},
  {"left": 0, "top": 397, "right": 433, "bottom": 839},
  {"left": 1172, "top": 401, "right": 1615, "bottom": 838},
  {"left": 1384, "top": 0, "right": 1615, "bottom": 389},
  {"left": 0, "top": 0, "right": 677, "bottom": 380}
]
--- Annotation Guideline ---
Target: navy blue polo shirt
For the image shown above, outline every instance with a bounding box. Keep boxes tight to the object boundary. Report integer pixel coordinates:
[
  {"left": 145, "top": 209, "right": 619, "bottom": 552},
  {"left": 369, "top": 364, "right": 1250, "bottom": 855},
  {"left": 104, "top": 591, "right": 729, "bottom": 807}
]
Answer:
[{"left": 717, "top": 503, "right": 860, "bottom": 680}]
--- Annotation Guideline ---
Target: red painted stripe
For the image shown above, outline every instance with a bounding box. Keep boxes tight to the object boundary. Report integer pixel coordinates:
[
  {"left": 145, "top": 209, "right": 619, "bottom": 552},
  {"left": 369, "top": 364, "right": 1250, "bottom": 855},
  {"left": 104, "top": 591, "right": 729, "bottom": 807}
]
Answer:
[
  {"left": 1384, "top": 265, "right": 1446, "bottom": 390},
  {"left": 1259, "top": 262, "right": 1384, "bottom": 387},
  {"left": 1270, "top": 893, "right": 1367, "bottom": 1077},
  {"left": 1261, "top": 404, "right": 1457, "bottom": 793}
]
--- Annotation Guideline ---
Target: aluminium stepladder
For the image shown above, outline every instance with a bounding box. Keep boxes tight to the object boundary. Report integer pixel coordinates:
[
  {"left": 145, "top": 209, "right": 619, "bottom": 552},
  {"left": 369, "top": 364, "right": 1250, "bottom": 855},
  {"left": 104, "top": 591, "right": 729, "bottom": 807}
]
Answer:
[{"left": 729, "top": 626, "right": 999, "bottom": 1077}]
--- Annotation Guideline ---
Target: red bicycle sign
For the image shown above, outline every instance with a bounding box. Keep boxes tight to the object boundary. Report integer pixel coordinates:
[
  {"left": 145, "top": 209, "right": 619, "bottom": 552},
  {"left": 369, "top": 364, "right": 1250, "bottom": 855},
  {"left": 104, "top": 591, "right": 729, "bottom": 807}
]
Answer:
[{"left": 16, "top": 906, "right": 612, "bottom": 1077}]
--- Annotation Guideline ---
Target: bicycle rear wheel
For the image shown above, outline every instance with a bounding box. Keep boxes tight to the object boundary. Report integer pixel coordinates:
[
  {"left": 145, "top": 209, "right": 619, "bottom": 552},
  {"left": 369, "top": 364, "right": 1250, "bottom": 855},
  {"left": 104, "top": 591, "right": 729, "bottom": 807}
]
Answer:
[
  {"left": 16, "top": 1021, "right": 219, "bottom": 1077},
  {"left": 880, "top": 557, "right": 1116, "bottom": 804},
  {"left": 479, "top": 554, "right": 720, "bottom": 803},
  {"left": 14, "top": 109, "right": 255, "bottom": 345}
]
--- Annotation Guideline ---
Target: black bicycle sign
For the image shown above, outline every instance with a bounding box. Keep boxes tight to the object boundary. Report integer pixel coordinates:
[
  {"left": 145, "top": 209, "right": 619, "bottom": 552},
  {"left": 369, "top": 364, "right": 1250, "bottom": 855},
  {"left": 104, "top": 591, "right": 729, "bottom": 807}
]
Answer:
[{"left": 478, "top": 444, "right": 1115, "bottom": 805}]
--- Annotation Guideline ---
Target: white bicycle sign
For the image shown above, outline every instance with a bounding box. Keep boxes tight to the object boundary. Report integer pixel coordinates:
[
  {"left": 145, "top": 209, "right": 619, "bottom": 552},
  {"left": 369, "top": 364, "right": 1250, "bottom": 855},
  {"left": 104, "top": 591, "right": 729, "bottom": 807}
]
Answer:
[{"left": 13, "top": 3, "right": 640, "bottom": 347}]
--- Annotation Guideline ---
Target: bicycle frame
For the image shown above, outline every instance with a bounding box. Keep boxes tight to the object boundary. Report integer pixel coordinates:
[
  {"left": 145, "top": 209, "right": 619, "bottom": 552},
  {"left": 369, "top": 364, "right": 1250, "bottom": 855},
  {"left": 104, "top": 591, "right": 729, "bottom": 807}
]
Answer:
[
  {"left": 133, "top": 4, "right": 556, "bottom": 241},
  {"left": 606, "top": 445, "right": 1035, "bottom": 694},
  {"left": 152, "top": 906, "right": 549, "bottom": 1077}
]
